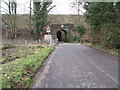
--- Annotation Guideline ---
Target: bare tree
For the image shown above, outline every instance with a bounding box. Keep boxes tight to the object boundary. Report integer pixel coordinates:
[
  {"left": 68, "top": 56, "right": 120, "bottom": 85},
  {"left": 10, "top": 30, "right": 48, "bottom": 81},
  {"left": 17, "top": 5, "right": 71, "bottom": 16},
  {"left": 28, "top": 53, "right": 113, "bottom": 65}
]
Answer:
[
  {"left": 29, "top": 0, "right": 32, "bottom": 31},
  {"left": 1, "top": 0, "right": 17, "bottom": 39},
  {"left": 11, "top": 0, "right": 17, "bottom": 39},
  {"left": 70, "top": 0, "right": 84, "bottom": 24}
]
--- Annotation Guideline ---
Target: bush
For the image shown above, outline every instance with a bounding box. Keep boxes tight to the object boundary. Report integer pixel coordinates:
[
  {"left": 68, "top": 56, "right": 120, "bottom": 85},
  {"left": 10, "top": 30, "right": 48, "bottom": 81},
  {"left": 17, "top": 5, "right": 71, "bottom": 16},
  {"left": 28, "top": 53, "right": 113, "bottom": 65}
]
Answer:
[
  {"left": 84, "top": 2, "right": 119, "bottom": 49},
  {"left": 75, "top": 24, "right": 86, "bottom": 37},
  {"left": 67, "top": 34, "right": 80, "bottom": 43}
]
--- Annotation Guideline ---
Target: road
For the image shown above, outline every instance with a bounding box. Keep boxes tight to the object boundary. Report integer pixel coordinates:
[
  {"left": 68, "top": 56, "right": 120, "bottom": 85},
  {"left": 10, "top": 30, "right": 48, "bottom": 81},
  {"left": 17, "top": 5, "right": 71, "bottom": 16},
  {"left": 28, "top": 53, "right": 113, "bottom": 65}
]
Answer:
[{"left": 30, "top": 43, "right": 118, "bottom": 88}]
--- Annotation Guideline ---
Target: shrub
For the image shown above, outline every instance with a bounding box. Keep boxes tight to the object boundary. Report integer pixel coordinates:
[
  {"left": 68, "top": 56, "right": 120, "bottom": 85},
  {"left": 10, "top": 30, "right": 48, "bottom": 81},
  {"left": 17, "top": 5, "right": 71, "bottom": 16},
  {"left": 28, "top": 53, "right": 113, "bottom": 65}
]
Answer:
[{"left": 75, "top": 24, "right": 86, "bottom": 37}]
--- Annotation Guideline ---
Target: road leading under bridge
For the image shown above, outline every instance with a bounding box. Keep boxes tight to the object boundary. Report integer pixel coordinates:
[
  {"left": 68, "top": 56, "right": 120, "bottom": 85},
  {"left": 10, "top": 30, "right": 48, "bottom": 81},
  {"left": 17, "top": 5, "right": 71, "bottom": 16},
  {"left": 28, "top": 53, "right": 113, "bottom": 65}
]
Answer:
[{"left": 30, "top": 43, "right": 118, "bottom": 88}]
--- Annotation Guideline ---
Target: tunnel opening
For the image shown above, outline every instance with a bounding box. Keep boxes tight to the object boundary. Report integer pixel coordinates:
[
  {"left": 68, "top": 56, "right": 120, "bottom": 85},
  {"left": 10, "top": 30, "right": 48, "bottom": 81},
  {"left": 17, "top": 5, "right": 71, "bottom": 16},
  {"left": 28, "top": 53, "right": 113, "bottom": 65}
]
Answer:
[
  {"left": 57, "top": 31, "right": 62, "bottom": 41},
  {"left": 57, "top": 29, "right": 67, "bottom": 42}
]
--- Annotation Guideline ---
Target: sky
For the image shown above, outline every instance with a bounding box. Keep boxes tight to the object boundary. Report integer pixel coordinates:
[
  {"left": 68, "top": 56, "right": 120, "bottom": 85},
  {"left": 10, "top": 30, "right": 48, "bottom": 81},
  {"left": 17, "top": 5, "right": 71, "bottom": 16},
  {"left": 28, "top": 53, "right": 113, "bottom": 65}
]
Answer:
[{"left": 1, "top": 0, "right": 86, "bottom": 15}]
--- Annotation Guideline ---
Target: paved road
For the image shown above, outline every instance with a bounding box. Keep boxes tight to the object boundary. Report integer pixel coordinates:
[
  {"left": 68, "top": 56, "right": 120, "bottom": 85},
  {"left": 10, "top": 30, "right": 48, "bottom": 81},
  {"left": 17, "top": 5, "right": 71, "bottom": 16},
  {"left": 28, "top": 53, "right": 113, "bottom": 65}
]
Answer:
[{"left": 31, "top": 43, "right": 118, "bottom": 88}]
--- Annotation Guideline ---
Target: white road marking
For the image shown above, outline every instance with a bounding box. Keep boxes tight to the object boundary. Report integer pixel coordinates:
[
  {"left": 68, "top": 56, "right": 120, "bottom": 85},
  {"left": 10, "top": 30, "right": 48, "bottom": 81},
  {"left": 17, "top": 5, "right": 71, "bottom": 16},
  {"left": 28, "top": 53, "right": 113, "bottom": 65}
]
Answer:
[{"left": 91, "top": 62, "right": 118, "bottom": 85}]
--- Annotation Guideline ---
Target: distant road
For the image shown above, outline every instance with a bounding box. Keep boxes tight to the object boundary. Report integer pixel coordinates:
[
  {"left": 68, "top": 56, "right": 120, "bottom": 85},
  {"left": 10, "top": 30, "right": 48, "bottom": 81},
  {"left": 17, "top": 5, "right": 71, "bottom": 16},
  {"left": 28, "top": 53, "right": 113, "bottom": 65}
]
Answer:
[{"left": 31, "top": 43, "right": 118, "bottom": 88}]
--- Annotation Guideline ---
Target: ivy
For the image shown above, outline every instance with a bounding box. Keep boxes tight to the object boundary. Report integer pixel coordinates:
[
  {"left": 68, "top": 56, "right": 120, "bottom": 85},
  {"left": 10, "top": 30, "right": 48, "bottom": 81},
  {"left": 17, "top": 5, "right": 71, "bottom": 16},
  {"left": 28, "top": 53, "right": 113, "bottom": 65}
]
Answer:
[{"left": 33, "top": 1, "right": 54, "bottom": 40}]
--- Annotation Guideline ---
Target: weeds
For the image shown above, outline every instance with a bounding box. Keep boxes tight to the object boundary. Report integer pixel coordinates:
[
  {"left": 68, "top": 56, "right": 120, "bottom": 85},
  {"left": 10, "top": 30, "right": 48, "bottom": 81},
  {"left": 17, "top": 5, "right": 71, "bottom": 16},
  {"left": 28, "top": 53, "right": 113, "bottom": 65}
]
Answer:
[{"left": 2, "top": 46, "right": 54, "bottom": 88}]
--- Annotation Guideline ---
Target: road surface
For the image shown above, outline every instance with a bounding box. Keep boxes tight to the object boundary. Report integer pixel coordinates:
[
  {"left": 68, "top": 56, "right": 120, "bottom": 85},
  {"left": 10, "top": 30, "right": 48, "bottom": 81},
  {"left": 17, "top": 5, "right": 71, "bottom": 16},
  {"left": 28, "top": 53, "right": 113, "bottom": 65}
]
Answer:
[{"left": 30, "top": 43, "right": 118, "bottom": 88}]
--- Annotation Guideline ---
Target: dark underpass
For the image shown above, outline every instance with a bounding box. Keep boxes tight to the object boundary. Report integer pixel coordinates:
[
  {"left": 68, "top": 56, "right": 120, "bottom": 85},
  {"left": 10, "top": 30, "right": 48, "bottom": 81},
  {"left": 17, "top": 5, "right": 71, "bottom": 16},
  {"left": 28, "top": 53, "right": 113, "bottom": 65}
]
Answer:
[{"left": 57, "top": 29, "right": 67, "bottom": 42}]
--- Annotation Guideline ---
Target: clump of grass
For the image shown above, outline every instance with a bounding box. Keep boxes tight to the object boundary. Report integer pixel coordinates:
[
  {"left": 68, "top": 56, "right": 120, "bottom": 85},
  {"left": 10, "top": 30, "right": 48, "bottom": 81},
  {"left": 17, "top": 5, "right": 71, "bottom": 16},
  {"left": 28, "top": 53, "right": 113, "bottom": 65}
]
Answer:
[{"left": 2, "top": 46, "right": 54, "bottom": 88}]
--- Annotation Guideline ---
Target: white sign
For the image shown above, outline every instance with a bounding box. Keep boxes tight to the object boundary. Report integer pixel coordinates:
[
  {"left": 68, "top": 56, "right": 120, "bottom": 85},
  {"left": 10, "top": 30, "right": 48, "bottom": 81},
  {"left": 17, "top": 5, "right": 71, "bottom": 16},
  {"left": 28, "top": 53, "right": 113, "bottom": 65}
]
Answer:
[
  {"left": 44, "top": 35, "right": 52, "bottom": 41},
  {"left": 46, "top": 26, "right": 51, "bottom": 32}
]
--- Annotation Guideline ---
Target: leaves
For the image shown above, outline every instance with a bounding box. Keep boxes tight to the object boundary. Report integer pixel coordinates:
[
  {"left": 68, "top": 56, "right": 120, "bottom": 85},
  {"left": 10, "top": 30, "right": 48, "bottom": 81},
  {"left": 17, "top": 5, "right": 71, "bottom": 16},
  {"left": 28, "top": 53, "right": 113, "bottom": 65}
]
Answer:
[
  {"left": 33, "top": 1, "right": 53, "bottom": 40},
  {"left": 84, "top": 2, "right": 120, "bottom": 49},
  {"left": 75, "top": 24, "right": 86, "bottom": 36}
]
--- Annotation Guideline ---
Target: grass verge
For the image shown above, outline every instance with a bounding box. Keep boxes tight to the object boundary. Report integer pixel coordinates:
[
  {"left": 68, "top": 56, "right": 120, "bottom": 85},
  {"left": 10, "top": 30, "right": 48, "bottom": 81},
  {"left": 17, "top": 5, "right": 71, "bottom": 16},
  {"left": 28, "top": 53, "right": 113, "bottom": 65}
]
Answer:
[
  {"left": 91, "top": 44, "right": 118, "bottom": 56},
  {"left": 1, "top": 46, "right": 54, "bottom": 88}
]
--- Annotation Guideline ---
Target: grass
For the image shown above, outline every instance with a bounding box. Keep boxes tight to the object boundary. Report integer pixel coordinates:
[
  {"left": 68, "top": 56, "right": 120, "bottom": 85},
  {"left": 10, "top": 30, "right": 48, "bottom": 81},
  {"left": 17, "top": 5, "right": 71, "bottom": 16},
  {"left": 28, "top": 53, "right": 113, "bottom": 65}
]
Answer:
[
  {"left": 81, "top": 42, "right": 118, "bottom": 56},
  {"left": 0, "top": 58, "right": 5, "bottom": 63},
  {"left": 0, "top": 65, "right": 2, "bottom": 90},
  {"left": 1, "top": 45, "right": 44, "bottom": 64},
  {"left": 1, "top": 46, "right": 54, "bottom": 88}
]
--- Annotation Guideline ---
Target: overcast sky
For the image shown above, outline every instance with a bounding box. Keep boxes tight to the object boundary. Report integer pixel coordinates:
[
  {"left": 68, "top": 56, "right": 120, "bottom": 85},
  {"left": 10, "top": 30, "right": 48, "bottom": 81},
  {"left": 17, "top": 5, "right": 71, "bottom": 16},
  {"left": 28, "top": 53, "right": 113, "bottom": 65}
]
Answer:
[{"left": 1, "top": 0, "right": 86, "bottom": 14}]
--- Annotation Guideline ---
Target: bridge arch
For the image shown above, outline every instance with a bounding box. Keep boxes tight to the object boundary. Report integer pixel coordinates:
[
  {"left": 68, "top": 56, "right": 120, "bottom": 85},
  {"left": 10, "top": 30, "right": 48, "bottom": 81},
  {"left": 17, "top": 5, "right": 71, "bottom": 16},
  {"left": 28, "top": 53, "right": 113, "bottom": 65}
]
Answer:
[
  {"left": 49, "top": 24, "right": 74, "bottom": 42},
  {"left": 57, "top": 29, "right": 67, "bottom": 42}
]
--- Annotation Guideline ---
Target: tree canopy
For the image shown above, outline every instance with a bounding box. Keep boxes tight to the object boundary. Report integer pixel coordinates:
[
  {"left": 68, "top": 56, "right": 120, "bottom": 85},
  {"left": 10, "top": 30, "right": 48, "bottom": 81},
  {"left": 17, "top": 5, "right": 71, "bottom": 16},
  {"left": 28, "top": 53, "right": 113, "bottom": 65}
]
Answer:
[
  {"left": 33, "top": 1, "right": 55, "bottom": 40},
  {"left": 84, "top": 2, "right": 120, "bottom": 49}
]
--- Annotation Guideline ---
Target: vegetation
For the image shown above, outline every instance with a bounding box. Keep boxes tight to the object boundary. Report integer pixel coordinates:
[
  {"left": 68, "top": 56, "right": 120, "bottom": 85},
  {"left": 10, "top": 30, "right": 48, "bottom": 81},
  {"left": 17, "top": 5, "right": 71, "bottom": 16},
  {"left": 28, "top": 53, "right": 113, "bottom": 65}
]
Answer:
[
  {"left": 2, "top": 0, "right": 17, "bottom": 39},
  {"left": 84, "top": 2, "right": 120, "bottom": 49},
  {"left": 1, "top": 46, "right": 54, "bottom": 88},
  {"left": 29, "top": 0, "right": 32, "bottom": 31},
  {"left": 33, "top": 1, "right": 55, "bottom": 40},
  {"left": 75, "top": 24, "right": 86, "bottom": 37},
  {"left": 0, "top": 43, "right": 15, "bottom": 50},
  {"left": 67, "top": 24, "right": 86, "bottom": 43},
  {"left": 67, "top": 33, "right": 80, "bottom": 43},
  {"left": 91, "top": 44, "right": 118, "bottom": 56},
  {"left": 1, "top": 1, "right": 119, "bottom": 89},
  {"left": 2, "top": 0, "right": 55, "bottom": 40}
]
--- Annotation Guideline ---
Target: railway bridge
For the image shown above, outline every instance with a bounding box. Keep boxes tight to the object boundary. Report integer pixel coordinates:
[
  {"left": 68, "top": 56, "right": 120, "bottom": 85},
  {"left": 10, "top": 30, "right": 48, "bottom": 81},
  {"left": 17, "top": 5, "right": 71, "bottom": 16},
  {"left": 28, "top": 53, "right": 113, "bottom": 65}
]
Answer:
[{"left": 48, "top": 24, "right": 74, "bottom": 42}]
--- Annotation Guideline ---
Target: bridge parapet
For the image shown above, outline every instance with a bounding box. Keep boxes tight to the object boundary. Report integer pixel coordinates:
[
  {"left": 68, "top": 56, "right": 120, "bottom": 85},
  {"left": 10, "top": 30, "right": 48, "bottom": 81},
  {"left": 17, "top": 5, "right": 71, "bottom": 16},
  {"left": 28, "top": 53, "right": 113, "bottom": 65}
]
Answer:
[{"left": 50, "top": 24, "right": 74, "bottom": 31}]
